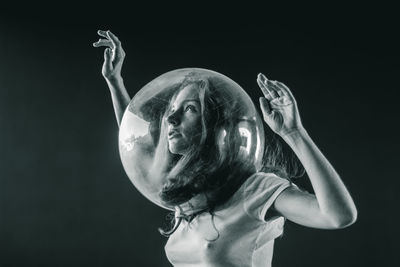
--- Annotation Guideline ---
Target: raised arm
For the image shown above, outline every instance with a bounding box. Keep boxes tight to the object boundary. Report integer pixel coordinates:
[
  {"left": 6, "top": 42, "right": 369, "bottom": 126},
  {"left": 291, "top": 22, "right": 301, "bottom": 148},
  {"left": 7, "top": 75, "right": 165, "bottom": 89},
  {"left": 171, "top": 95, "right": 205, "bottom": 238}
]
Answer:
[
  {"left": 93, "top": 30, "right": 130, "bottom": 127},
  {"left": 257, "top": 73, "right": 357, "bottom": 229}
]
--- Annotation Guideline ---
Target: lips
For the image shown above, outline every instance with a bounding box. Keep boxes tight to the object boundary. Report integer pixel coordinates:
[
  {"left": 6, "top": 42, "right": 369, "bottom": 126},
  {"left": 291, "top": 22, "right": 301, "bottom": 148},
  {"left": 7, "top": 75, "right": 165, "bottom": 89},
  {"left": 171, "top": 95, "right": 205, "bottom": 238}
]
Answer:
[{"left": 168, "top": 129, "right": 181, "bottom": 139}]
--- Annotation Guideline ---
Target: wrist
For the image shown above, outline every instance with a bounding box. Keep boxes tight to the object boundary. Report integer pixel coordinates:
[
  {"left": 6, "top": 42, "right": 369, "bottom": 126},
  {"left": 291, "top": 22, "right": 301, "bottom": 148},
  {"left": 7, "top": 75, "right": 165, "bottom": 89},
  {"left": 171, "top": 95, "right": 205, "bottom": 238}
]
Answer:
[
  {"left": 280, "top": 127, "right": 308, "bottom": 142},
  {"left": 105, "top": 75, "right": 124, "bottom": 87}
]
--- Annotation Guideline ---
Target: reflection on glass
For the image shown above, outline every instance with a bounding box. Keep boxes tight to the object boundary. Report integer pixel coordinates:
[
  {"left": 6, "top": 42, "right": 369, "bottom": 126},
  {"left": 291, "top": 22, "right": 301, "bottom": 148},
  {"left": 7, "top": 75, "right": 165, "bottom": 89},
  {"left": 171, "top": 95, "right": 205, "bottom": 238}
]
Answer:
[{"left": 119, "top": 68, "right": 265, "bottom": 210}]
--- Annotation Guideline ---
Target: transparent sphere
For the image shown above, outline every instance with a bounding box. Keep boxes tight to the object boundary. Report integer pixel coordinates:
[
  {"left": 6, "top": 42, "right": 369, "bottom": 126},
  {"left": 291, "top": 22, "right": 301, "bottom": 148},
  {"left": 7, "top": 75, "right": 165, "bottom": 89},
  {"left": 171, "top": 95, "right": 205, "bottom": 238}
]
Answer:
[{"left": 119, "top": 68, "right": 265, "bottom": 210}]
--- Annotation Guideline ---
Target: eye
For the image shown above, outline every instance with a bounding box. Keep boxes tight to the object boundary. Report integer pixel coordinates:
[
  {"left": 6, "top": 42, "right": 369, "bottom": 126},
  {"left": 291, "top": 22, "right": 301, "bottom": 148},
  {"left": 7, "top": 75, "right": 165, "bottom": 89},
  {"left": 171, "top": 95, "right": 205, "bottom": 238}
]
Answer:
[{"left": 185, "top": 105, "right": 197, "bottom": 112}]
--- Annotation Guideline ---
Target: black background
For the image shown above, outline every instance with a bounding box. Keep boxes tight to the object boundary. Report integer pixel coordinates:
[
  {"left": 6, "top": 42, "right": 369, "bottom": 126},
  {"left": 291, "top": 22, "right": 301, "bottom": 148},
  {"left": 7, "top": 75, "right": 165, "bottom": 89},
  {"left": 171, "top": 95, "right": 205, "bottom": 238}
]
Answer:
[{"left": 0, "top": 2, "right": 398, "bottom": 266}]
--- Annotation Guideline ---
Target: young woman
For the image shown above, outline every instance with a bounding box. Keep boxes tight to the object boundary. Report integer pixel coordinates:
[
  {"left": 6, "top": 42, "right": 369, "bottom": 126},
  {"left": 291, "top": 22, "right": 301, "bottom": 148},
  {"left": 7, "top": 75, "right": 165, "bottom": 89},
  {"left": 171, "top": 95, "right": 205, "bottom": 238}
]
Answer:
[{"left": 93, "top": 30, "right": 357, "bottom": 266}]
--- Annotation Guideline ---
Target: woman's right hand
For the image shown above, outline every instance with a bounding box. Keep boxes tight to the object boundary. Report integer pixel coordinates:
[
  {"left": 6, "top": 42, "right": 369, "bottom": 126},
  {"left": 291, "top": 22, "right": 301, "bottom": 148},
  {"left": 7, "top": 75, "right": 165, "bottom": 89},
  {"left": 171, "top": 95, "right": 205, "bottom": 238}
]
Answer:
[{"left": 93, "top": 30, "right": 126, "bottom": 82}]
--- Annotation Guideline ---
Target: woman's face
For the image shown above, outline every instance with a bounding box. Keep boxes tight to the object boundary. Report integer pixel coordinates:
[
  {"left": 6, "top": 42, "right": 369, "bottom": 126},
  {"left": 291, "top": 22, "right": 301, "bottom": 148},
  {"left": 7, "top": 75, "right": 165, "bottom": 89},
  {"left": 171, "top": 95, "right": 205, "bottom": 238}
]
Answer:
[{"left": 166, "top": 84, "right": 202, "bottom": 155}]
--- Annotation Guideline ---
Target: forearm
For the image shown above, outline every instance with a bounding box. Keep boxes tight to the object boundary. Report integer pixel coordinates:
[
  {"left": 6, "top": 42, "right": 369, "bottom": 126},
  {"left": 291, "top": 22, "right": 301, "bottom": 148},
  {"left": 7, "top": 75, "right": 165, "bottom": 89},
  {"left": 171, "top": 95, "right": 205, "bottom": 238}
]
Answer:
[
  {"left": 106, "top": 76, "right": 131, "bottom": 127},
  {"left": 282, "top": 128, "right": 357, "bottom": 227}
]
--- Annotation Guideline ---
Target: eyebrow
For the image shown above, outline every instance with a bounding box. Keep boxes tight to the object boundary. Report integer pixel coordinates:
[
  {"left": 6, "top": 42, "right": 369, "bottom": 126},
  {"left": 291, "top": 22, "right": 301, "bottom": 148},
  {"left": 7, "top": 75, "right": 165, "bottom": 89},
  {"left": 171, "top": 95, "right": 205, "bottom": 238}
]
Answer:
[
  {"left": 171, "top": 99, "right": 200, "bottom": 107},
  {"left": 182, "top": 99, "right": 200, "bottom": 104}
]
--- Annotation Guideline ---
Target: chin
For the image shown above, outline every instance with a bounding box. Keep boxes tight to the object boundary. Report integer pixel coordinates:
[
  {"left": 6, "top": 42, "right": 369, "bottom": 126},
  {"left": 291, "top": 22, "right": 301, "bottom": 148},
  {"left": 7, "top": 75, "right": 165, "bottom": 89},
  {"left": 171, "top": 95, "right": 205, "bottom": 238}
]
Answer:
[
  {"left": 169, "top": 149, "right": 185, "bottom": 156},
  {"left": 168, "top": 144, "right": 187, "bottom": 156}
]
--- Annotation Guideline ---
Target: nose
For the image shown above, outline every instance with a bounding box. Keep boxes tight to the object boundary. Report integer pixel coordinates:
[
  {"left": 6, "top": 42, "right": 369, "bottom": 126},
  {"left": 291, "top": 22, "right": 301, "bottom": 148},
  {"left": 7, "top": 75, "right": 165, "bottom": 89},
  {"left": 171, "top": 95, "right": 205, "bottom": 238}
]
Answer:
[{"left": 167, "top": 110, "right": 180, "bottom": 125}]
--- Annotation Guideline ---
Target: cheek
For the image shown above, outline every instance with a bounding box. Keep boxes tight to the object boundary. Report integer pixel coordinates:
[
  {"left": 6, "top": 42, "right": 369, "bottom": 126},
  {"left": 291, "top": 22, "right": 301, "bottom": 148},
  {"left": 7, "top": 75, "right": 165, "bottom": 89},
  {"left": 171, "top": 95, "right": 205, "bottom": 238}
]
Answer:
[{"left": 184, "top": 116, "right": 202, "bottom": 139}]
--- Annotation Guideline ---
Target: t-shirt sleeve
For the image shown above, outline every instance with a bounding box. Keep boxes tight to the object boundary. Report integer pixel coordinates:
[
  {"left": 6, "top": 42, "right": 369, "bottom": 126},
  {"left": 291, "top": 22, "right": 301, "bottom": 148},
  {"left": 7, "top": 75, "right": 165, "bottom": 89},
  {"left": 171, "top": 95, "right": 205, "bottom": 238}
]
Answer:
[{"left": 243, "top": 172, "right": 292, "bottom": 221}]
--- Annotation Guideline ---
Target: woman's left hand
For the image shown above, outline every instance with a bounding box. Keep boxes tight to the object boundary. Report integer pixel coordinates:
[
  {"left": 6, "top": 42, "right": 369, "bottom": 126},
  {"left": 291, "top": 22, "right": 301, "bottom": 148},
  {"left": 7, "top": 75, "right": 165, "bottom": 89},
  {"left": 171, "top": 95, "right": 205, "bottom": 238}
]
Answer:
[{"left": 257, "top": 73, "right": 304, "bottom": 137}]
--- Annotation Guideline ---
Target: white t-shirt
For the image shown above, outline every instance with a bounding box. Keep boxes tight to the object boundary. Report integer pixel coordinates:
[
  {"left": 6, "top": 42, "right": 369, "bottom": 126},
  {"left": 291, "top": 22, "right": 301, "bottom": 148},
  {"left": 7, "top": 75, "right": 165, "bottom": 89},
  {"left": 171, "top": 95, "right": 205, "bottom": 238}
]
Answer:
[{"left": 164, "top": 172, "right": 292, "bottom": 267}]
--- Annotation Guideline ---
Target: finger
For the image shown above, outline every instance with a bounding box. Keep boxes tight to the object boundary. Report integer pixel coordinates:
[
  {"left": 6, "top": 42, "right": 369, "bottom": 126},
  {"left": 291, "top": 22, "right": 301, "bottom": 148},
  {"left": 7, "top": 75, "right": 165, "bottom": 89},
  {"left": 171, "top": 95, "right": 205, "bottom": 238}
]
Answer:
[
  {"left": 276, "top": 82, "right": 293, "bottom": 96},
  {"left": 258, "top": 73, "right": 271, "bottom": 86},
  {"left": 103, "top": 48, "right": 113, "bottom": 71},
  {"left": 266, "top": 80, "right": 288, "bottom": 97},
  {"left": 276, "top": 82, "right": 296, "bottom": 103},
  {"left": 106, "top": 31, "right": 125, "bottom": 61},
  {"left": 257, "top": 73, "right": 275, "bottom": 99},
  {"left": 267, "top": 80, "right": 285, "bottom": 97},
  {"left": 264, "top": 80, "right": 279, "bottom": 98},
  {"left": 106, "top": 30, "right": 121, "bottom": 48},
  {"left": 257, "top": 78, "right": 273, "bottom": 101},
  {"left": 93, "top": 39, "right": 113, "bottom": 47},
  {"left": 271, "top": 81, "right": 288, "bottom": 97},
  {"left": 258, "top": 73, "right": 279, "bottom": 99},
  {"left": 259, "top": 73, "right": 280, "bottom": 98},
  {"left": 107, "top": 30, "right": 120, "bottom": 42},
  {"left": 97, "top": 30, "right": 109, "bottom": 38},
  {"left": 259, "top": 97, "right": 272, "bottom": 115}
]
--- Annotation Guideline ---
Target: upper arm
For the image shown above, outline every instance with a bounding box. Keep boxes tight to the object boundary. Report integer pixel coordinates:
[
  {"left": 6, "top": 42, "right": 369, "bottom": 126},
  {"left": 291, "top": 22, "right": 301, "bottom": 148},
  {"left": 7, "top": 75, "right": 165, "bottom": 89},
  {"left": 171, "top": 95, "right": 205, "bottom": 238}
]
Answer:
[{"left": 271, "top": 185, "right": 340, "bottom": 229}]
